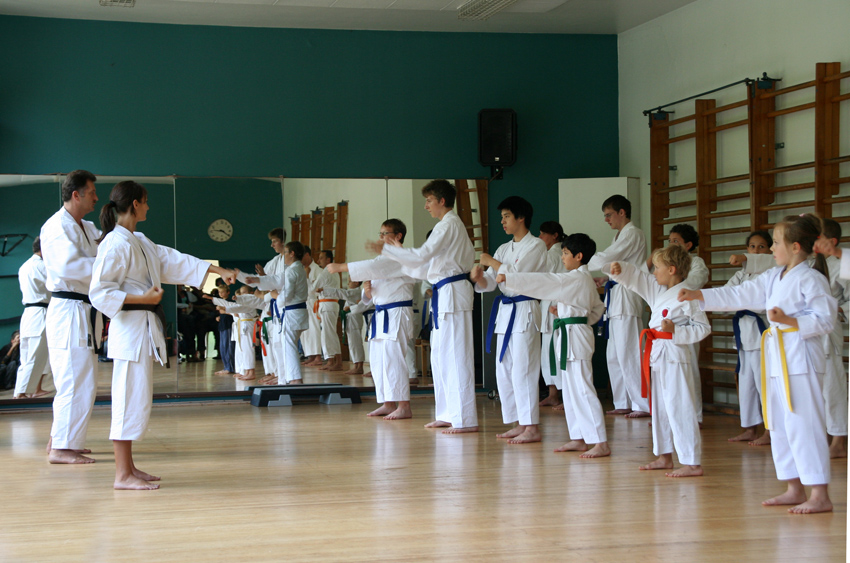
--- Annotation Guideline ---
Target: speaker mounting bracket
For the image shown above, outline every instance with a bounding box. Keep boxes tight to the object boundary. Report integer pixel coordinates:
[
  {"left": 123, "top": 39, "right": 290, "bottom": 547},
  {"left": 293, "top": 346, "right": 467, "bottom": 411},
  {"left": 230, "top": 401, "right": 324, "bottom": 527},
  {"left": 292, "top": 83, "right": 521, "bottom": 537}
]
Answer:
[{"left": 489, "top": 166, "right": 504, "bottom": 181}]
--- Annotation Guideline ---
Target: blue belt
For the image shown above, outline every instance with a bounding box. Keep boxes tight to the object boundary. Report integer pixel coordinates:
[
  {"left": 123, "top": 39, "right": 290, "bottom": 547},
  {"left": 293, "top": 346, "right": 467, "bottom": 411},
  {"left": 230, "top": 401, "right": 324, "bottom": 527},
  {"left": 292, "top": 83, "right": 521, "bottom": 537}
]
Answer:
[
  {"left": 596, "top": 280, "right": 617, "bottom": 339},
  {"left": 363, "top": 309, "right": 375, "bottom": 339},
  {"left": 431, "top": 273, "right": 469, "bottom": 330},
  {"left": 371, "top": 300, "right": 413, "bottom": 338},
  {"left": 732, "top": 310, "right": 768, "bottom": 373},
  {"left": 486, "top": 294, "right": 538, "bottom": 362},
  {"left": 271, "top": 301, "right": 307, "bottom": 333}
]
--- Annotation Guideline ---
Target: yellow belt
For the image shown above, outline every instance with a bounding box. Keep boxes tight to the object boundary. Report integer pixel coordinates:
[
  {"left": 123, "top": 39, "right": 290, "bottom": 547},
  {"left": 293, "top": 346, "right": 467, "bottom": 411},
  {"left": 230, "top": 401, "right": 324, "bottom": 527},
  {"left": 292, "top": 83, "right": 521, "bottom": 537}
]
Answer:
[
  {"left": 759, "top": 326, "right": 799, "bottom": 430},
  {"left": 237, "top": 318, "right": 259, "bottom": 350}
]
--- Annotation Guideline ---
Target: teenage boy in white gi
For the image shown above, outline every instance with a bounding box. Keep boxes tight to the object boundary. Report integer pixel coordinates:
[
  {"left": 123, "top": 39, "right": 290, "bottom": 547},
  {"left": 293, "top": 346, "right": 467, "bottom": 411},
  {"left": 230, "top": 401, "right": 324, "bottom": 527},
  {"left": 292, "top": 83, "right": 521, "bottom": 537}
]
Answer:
[
  {"left": 313, "top": 249, "right": 343, "bottom": 371},
  {"left": 300, "top": 246, "right": 324, "bottom": 366},
  {"left": 321, "top": 280, "right": 366, "bottom": 375},
  {"left": 368, "top": 180, "right": 477, "bottom": 433},
  {"left": 254, "top": 228, "right": 286, "bottom": 384},
  {"left": 471, "top": 196, "right": 547, "bottom": 443}
]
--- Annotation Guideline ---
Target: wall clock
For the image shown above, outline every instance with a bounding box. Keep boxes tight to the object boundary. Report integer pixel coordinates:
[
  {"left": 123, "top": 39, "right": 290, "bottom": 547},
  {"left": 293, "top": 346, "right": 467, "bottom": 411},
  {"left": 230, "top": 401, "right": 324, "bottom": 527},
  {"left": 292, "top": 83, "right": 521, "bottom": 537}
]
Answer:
[{"left": 208, "top": 219, "right": 233, "bottom": 242}]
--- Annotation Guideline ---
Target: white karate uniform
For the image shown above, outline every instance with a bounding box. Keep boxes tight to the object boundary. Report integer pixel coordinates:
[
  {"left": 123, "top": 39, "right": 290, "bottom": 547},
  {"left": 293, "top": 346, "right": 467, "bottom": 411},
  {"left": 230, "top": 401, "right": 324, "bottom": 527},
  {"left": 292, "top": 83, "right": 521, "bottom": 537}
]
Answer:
[
  {"left": 40, "top": 208, "right": 101, "bottom": 450},
  {"left": 14, "top": 253, "right": 52, "bottom": 396},
  {"left": 475, "top": 233, "right": 547, "bottom": 426},
  {"left": 260, "top": 254, "right": 284, "bottom": 377},
  {"left": 349, "top": 256, "right": 419, "bottom": 403},
  {"left": 382, "top": 209, "right": 477, "bottom": 428},
  {"left": 90, "top": 225, "right": 209, "bottom": 441},
  {"left": 588, "top": 222, "right": 648, "bottom": 412},
  {"left": 323, "top": 287, "right": 366, "bottom": 364},
  {"left": 213, "top": 296, "right": 260, "bottom": 374},
  {"left": 725, "top": 268, "right": 769, "bottom": 428},
  {"left": 313, "top": 266, "right": 341, "bottom": 359},
  {"left": 540, "top": 244, "right": 567, "bottom": 389},
  {"left": 255, "top": 261, "right": 309, "bottom": 383},
  {"left": 606, "top": 263, "right": 710, "bottom": 466},
  {"left": 822, "top": 255, "right": 849, "bottom": 437},
  {"left": 685, "top": 254, "right": 708, "bottom": 423},
  {"left": 507, "top": 266, "right": 607, "bottom": 443},
  {"left": 300, "top": 264, "right": 323, "bottom": 356},
  {"left": 701, "top": 262, "right": 836, "bottom": 485}
]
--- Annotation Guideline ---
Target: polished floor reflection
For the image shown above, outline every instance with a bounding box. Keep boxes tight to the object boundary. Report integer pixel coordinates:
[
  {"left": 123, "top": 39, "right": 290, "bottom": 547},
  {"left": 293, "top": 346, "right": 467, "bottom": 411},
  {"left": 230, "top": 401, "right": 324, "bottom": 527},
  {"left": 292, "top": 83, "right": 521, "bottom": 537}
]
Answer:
[{"left": 0, "top": 397, "right": 845, "bottom": 562}]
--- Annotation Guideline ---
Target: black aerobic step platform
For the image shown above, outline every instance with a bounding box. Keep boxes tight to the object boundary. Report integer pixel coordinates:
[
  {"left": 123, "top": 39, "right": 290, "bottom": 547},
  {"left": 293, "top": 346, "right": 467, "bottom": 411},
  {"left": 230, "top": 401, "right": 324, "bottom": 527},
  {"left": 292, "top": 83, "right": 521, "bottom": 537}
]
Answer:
[{"left": 249, "top": 383, "right": 362, "bottom": 407}]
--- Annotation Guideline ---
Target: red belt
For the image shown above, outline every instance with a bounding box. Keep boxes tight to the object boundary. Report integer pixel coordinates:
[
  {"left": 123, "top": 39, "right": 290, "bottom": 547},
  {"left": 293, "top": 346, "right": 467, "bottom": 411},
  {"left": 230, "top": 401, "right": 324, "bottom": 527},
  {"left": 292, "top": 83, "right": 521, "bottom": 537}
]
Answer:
[
  {"left": 314, "top": 298, "right": 337, "bottom": 319},
  {"left": 639, "top": 328, "right": 673, "bottom": 411}
]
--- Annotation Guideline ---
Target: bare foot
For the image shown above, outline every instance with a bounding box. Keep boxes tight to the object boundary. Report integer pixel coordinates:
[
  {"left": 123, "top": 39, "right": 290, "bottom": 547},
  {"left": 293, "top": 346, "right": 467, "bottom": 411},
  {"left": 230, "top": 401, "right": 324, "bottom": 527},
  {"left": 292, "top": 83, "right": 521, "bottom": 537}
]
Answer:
[
  {"left": 829, "top": 437, "right": 847, "bottom": 459},
  {"left": 496, "top": 426, "right": 524, "bottom": 439},
  {"left": 114, "top": 475, "right": 160, "bottom": 490},
  {"left": 288, "top": 379, "right": 303, "bottom": 385},
  {"left": 31, "top": 390, "right": 51, "bottom": 398},
  {"left": 425, "top": 420, "right": 452, "bottom": 428},
  {"left": 763, "top": 491, "right": 808, "bottom": 507},
  {"left": 607, "top": 408, "right": 632, "bottom": 415},
  {"left": 237, "top": 374, "right": 256, "bottom": 381},
  {"left": 49, "top": 449, "right": 95, "bottom": 464},
  {"left": 318, "top": 362, "right": 331, "bottom": 371},
  {"left": 639, "top": 457, "right": 674, "bottom": 471},
  {"left": 666, "top": 465, "right": 703, "bottom": 477},
  {"left": 539, "top": 396, "right": 561, "bottom": 407},
  {"left": 553, "top": 403, "right": 565, "bottom": 412},
  {"left": 344, "top": 368, "right": 364, "bottom": 375},
  {"left": 728, "top": 428, "right": 758, "bottom": 442},
  {"left": 508, "top": 427, "right": 541, "bottom": 444},
  {"left": 362, "top": 371, "right": 372, "bottom": 378},
  {"left": 443, "top": 426, "right": 479, "bottom": 434},
  {"left": 327, "top": 363, "right": 345, "bottom": 372},
  {"left": 789, "top": 498, "right": 833, "bottom": 514},
  {"left": 368, "top": 405, "right": 395, "bottom": 417},
  {"left": 625, "top": 411, "right": 650, "bottom": 419},
  {"left": 580, "top": 443, "right": 611, "bottom": 458},
  {"left": 261, "top": 377, "right": 279, "bottom": 386},
  {"left": 554, "top": 440, "right": 588, "bottom": 453},
  {"left": 749, "top": 434, "right": 771, "bottom": 447},
  {"left": 214, "top": 369, "right": 232, "bottom": 375},
  {"left": 133, "top": 468, "right": 161, "bottom": 481},
  {"left": 384, "top": 405, "right": 412, "bottom": 420},
  {"left": 306, "top": 359, "right": 324, "bottom": 367}
]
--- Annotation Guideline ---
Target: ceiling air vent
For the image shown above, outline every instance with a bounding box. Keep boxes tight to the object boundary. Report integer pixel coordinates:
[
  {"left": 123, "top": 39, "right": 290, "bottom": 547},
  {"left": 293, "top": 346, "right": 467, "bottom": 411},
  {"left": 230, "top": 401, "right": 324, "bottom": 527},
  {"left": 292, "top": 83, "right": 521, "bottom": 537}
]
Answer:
[
  {"left": 100, "top": 0, "right": 135, "bottom": 7},
  {"left": 457, "top": 0, "right": 520, "bottom": 20}
]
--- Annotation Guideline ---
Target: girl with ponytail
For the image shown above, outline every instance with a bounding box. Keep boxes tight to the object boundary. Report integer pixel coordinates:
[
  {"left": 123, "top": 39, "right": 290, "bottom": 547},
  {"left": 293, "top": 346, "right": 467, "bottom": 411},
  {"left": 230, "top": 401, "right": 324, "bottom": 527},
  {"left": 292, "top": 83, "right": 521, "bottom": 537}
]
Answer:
[
  {"left": 89, "top": 181, "right": 237, "bottom": 490},
  {"left": 679, "top": 213, "right": 837, "bottom": 513}
]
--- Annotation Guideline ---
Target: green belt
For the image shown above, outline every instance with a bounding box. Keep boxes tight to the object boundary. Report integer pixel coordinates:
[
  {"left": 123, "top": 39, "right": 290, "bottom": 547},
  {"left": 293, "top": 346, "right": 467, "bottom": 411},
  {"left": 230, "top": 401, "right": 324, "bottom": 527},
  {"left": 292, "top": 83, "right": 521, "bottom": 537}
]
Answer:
[
  {"left": 261, "top": 316, "right": 273, "bottom": 344},
  {"left": 549, "top": 317, "right": 588, "bottom": 375}
]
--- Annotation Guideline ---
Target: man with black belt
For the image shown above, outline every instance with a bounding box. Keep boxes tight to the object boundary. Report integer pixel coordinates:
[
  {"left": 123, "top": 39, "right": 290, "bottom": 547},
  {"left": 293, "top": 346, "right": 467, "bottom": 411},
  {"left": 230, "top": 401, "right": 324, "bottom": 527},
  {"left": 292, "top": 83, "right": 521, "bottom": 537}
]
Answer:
[
  {"left": 368, "top": 180, "right": 478, "bottom": 433},
  {"left": 13, "top": 236, "right": 52, "bottom": 398},
  {"left": 40, "top": 169, "right": 101, "bottom": 464}
]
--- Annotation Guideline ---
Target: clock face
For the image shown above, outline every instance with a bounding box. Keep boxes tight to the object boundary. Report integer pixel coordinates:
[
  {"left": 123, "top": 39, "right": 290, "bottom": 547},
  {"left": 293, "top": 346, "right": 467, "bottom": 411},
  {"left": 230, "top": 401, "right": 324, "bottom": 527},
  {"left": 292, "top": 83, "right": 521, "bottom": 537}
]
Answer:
[{"left": 208, "top": 219, "right": 233, "bottom": 242}]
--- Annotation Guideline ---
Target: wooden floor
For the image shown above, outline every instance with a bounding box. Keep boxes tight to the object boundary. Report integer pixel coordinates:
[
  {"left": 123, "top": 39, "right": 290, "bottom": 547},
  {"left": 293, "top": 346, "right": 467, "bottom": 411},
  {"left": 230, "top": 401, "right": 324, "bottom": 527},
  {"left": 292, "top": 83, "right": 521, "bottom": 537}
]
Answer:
[{"left": 0, "top": 396, "right": 845, "bottom": 562}]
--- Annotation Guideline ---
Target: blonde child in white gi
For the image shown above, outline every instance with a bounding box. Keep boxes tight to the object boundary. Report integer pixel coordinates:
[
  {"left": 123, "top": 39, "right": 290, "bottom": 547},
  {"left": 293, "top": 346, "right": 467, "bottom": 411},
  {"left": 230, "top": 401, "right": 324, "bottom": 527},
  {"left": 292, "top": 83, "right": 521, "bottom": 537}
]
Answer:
[
  {"left": 330, "top": 219, "right": 421, "bottom": 420},
  {"left": 41, "top": 170, "right": 101, "bottom": 464},
  {"left": 815, "top": 218, "right": 849, "bottom": 459},
  {"left": 368, "top": 180, "right": 478, "bottom": 433},
  {"left": 607, "top": 245, "right": 710, "bottom": 477},
  {"left": 588, "top": 195, "right": 649, "bottom": 418},
  {"left": 244, "top": 241, "right": 310, "bottom": 385},
  {"left": 536, "top": 221, "right": 567, "bottom": 409},
  {"left": 90, "top": 181, "right": 236, "bottom": 489},
  {"left": 321, "top": 280, "right": 366, "bottom": 375},
  {"left": 724, "top": 231, "right": 773, "bottom": 446},
  {"left": 500, "top": 233, "right": 609, "bottom": 457},
  {"left": 301, "top": 247, "right": 324, "bottom": 366},
  {"left": 211, "top": 285, "right": 261, "bottom": 381},
  {"left": 472, "top": 196, "right": 547, "bottom": 444},
  {"left": 682, "top": 213, "right": 836, "bottom": 513},
  {"left": 313, "top": 249, "right": 343, "bottom": 371},
  {"left": 14, "top": 237, "right": 52, "bottom": 398}
]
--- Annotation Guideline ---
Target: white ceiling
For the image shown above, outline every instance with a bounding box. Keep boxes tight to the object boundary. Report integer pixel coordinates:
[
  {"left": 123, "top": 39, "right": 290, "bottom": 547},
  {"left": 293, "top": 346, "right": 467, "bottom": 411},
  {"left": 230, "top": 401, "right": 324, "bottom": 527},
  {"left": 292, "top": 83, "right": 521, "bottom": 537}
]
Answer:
[{"left": 0, "top": 0, "right": 698, "bottom": 34}]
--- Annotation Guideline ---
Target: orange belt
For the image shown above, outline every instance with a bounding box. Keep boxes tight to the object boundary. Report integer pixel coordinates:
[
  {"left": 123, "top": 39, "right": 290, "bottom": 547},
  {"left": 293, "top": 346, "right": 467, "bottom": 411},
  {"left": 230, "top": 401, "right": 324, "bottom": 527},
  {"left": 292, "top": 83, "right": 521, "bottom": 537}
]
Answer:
[
  {"left": 313, "top": 298, "right": 337, "bottom": 320},
  {"left": 639, "top": 328, "right": 673, "bottom": 411}
]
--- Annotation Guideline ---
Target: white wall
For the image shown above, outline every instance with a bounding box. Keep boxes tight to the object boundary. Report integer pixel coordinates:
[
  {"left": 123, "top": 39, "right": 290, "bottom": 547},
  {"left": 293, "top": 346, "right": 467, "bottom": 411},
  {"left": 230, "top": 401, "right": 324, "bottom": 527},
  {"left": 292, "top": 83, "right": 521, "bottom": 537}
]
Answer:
[{"left": 619, "top": 0, "right": 850, "bottom": 241}]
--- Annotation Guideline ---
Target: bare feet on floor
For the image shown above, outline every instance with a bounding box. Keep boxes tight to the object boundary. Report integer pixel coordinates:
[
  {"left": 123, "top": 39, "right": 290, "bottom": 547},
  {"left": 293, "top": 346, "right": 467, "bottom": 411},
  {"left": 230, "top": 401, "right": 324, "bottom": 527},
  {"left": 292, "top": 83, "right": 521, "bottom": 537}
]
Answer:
[
  {"left": 214, "top": 369, "right": 232, "bottom": 375},
  {"left": 539, "top": 396, "right": 561, "bottom": 407},
  {"left": 728, "top": 428, "right": 758, "bottom": 442},
  {"left": 507, "top": 427, "right": 541, "bottom": 444},
  {"left": 829, "top": 437, "right": 847, "bottom": 459},
  {"left": 114, "top": 475, "right": 160, "bottom": 490},
  {"left": 554, "top": 440, "right": 588, "bottom": 453},
  {"left": 625, "top": 411, "right": 650, "bottom": 419},
  {"left": 425, "top": 420, "right": 452, "bottom": 428},
  {"left": 639, "top": 457, "right": 674, "bottom": 471},
  {"left": 496, "top": 426, "right": 524, "bottom": 439},
  {"left": 345, "top": 368, "right": 364, "bottom": 375},
  {"left": 748, "top": 434, "right": 771, "bottom": 446},
  {"left": 368, "top": 405, "right": 395, "bottom": 417},
  {"left": 288, "top": 379, "right": 303, "bottom": 385},
  {"left": 237, "top": 374, "right": 256, "bottom": 381},
  {"left": 384, "top": 405, "right": 412, "bottom": 420},
  {"left": 553, "top": 403, "right": 565, "bottom": 411},
  {"left": 606, "top": 408, "right": 632, "bottom": 415},
  {"left": 443, "top": 426, "right": 479, "bottom": 434},
  {"left": 762, "top": 490, "right": 808, "bottom": 507},
  {"left": 580, "top": 443, "right": 611, "bottom": 458},
  {"left": 48, "top": 449, "right": 95, "bottom": 464},
  {"left": 665, "top": 465, "right": 703, "bottom": 478}
]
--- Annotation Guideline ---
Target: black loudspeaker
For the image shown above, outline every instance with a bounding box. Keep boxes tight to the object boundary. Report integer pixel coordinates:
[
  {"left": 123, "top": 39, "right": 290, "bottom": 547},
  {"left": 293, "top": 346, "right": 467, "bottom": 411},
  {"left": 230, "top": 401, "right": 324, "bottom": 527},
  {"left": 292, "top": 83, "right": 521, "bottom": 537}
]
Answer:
[{"left": 478, "top": 109, "right": 517, "bottom": 167}]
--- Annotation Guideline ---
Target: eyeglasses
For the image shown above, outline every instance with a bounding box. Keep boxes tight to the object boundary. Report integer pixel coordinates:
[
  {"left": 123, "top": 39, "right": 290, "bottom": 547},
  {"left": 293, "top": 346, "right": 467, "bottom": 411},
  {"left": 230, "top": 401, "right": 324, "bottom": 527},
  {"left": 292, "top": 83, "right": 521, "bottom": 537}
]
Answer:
[
  {"left": 603, "top": 212, "right": 615, "bottom": 219},
  {"left": 379, "top": 231, "right": 395, "bottom": 237}
]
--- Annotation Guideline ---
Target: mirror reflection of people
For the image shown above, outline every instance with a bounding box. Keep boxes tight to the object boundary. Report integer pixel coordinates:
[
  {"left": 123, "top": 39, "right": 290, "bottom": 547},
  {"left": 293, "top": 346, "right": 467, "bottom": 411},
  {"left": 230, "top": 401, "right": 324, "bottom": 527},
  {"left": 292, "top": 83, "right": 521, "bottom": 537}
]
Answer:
[
  {"left": 313, "top": 250, "right": 343, "bottom": 372},
  {"left": 14, "top": 236, "right": 53, "bottom": 398},
  {"left": 40, "top": 170, "right": 101, "bottom": 464},
  {"left": 0, "top": 331, "right": 21, "bottom": 390},
  {"left": 300, "top": 247, "right": 323, "bottom": 367},
  {"left": 90, "top": 180, "right": 237, "bottom": 490},
  {"left": 367, "top": 180, "right": 478, "bottom": 434}
]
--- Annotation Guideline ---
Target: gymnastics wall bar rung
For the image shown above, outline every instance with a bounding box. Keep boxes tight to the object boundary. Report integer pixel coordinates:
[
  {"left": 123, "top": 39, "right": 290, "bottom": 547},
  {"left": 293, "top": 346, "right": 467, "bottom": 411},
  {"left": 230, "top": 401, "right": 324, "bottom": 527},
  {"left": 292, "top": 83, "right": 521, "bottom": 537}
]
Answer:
[
  {"left": 758, "top": 79, "right": 816, "bottom": 99},
  {"left": 656, "top": 182, "right": 696, "bottom": 194},
  {"left": 700, "top": 173, "right": 750, "bottom": 186},
  {"left": 765, "top": 102, "right": 817, "bottom": 118},
  {"left": 758, "top": 161, "right": 816, "bottom": 175},
  {"left": 706, "top": 208, "right": 750, "bottom": 219},
  {"left": 707, "top": 263, "right": 739, "bottom": 270},
  {"left": 710, "top": 192, "right": 750, "bottom": 203},
  {"left": 765, "top": 182, "right": 815, "bottom": 193},
  {"left": 664, "top": 200, "right": 696, "bottom": 209},
  {"left": 829, "top": 177, "right": 850, "bottom": 186},
  {"left": 704, "top": 226, "right": 753, "bottom": 236},
  {"left": 759, "top": 200, "right": 816, "bottom": 212},
  {"left": 657, "top": 215, "right": 697, "bottom": 225},
  {"left": 825, "top": 155, "right": 850, "bottom": 164},
  {"left": 708, "top": 119, "right": 748, "bottom": 133},
  {"left": 703, "top": 244, "right": 745, "bottom": 252},
  {"left": 662, "top": 132, "right": 696, "bottom": 144}
]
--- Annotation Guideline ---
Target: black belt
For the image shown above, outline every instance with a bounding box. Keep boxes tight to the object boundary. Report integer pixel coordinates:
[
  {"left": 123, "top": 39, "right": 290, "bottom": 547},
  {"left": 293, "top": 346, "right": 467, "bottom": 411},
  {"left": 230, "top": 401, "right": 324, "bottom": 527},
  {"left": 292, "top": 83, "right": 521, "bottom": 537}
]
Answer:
[
  {"left": 24, "top": 302, "right": 49, "bottom": 308},
  {"left": 51, "top": 291, "right": 91, "bottom": 304},
  {"left": 123, "top": 304, "right": 159, "bottom": 312}
]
